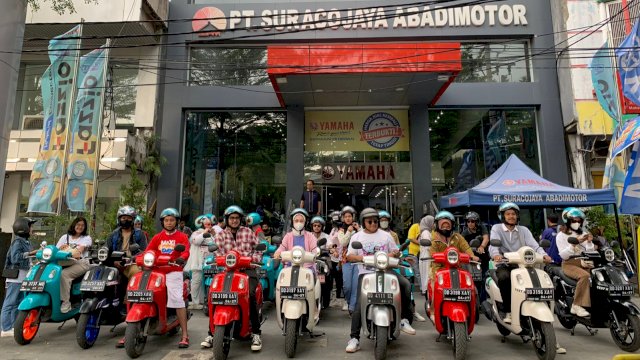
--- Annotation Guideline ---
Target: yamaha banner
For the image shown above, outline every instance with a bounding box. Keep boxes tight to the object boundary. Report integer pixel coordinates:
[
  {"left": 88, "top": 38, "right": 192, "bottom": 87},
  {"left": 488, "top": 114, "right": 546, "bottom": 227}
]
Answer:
[
  {"left": 620, "top": 142, "right": 640, "bottom": 214},
  {"left": 590, "top": 42, "right": 620, "bottom": 126},
  {"left": 27, "top": 25, "right": 82, "bottom": 214},
  {"left": 615, "top": 18, "right": 640, "bottom": 107},
  {"left": 65, "top": 46, "right": 109, "bottom": 212}
]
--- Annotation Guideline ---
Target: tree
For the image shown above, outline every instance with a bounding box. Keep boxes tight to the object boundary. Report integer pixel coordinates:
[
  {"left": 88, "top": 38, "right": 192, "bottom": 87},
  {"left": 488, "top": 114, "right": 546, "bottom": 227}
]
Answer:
[{"left": 27, "top": 0, "right": 98, "bottom": 14}]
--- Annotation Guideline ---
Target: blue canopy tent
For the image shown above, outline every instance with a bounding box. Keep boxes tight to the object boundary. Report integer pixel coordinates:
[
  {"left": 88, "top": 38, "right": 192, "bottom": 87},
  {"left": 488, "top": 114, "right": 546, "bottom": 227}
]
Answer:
[{"left": 440, "top": 155, "right": 616, "bottom": 208}]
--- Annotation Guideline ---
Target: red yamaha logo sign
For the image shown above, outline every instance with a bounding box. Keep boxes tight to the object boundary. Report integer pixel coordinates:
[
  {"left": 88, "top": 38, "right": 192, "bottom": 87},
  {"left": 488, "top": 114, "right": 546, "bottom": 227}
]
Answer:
[{"left": 192, "top": 7, "right": 227, "bottom": 37}]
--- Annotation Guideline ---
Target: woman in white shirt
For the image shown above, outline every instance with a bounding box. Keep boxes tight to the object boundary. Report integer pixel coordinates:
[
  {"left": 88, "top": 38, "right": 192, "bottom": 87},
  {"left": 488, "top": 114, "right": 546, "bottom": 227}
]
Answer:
[
  {"left": 56, "top": 216, "right": 92, "bottom": 313},
  {"left": 555, "top": 208, "right": 594, "bottom": 318}
]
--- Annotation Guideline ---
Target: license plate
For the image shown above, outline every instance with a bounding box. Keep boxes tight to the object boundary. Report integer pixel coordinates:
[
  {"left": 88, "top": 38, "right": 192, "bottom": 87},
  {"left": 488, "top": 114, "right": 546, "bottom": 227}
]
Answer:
[
  {"left": 367, "top": 292, "right": 393, "bottom": 305},
  {"left": 80, "top": 280, "right": 106, "bottom": 292},
  {"left": 210, "top": 292, "right": 238, "bottom": 305},
  {"left": 609, "top": 285, "right": 634, "bottom": 297},
  {"left": 525, "top": 288, "right": 554, "bottom": 301},
  {"left": 318, "top": 274, "right": 326, "bottom": 284},
  {"left": 203, "top": 268, "right": 218, "bottom": 276},
  {"left": 20, "top": 281, "right": 45, "bottom": 292},
  {"left": 127, "top": 290, "right": 153, "bottom": 303},
  {"left": 280, "top": 286, "right": 306, "bottom": 299},
  {"left": 443, "top": 289, "right": 472, "bottom": 302}
]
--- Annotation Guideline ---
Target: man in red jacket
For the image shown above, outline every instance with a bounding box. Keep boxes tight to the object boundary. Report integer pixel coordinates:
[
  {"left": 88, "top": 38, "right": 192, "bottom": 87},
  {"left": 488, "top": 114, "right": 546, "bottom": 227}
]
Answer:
[{"left": 146, "top": 208, "right": 190, "bottom": 348}]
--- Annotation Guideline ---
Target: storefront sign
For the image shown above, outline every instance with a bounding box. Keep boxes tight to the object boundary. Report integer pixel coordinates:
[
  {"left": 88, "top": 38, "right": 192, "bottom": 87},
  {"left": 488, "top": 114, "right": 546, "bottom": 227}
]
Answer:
[
  {"left": 191, "top": 4, "right": 528, "bottom": 36},
  {"left": 320, "top": 162, "right": 411, "bottom": 184},
  {"left": 306, "top": 110, "right": 408, "bottom": 152}
]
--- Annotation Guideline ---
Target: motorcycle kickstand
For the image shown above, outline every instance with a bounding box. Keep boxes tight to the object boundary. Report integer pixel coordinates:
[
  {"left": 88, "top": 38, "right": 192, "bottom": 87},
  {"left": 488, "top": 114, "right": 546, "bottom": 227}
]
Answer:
[
  {"left": 501, "top": 336, "right": 506, "bottom": 343},
  {"left": 308, "top": 331, "right": 325, "bottom": 339},
  {"left": 436, "top": 334, "right": 444, "bottom": 343},
  {"left": 57, "top": 320, "right": 67, "bottom": 331},
  {"left": 570, "top": 325, "right": 576, "bottom": 336},
  {"left": 584, "top": 325, "right": 598, "bottom": 336},
  {"left": 110, "top": 324, "right": 118, "bottom": 333}
]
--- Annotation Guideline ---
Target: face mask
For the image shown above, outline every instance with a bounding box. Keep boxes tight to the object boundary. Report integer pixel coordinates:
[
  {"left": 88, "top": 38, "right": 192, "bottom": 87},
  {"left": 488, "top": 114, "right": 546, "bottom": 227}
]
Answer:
[
  {"left": 293, "top": 222, "right": 305, "bottom": 231},
  {"left": 119, "top": 219, "right": 133, "bottom": 229},
  {"left": 437, "top": 228, "right": 453, "bottom": 238},
  {"left": 570, "top": 222, "right": 581, "bottom": 231},
  {"left": 380, "top": 220, "right": 389, "bottom": 229}
]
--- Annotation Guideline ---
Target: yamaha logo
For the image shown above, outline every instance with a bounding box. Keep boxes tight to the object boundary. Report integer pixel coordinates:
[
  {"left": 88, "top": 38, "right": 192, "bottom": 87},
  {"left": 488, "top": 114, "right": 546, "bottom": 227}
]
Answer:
[
  {"left": 192, "top": 7, "right": 227, "bottom": 37},
  {"left": 360, "top": 112, "right": 404, "bottom": 150},
  {"left": 502, "top": 179, "right": 516, "bottom": 186}
]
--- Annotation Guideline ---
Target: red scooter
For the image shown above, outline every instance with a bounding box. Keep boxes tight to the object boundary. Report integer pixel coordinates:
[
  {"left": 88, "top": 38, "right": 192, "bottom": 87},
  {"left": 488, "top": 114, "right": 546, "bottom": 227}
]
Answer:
[
  {"left": 123, "top": 244, "right": 191, "bottom": 358},
  {"left": 422, "top": 239, "right": 477, "bottom": 360},
  {"left": 207, "top": 243, "right": 266, "bottom": 360}
]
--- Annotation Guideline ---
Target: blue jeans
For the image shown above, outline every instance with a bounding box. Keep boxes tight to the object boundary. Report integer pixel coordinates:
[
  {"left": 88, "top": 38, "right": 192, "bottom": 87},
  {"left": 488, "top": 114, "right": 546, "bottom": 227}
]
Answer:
[
  {"left": 342, "top": 262, "right": 360, "bottom": 312},
  {"left": 1, "top": 282, "right": 24, "bottom": 331}
]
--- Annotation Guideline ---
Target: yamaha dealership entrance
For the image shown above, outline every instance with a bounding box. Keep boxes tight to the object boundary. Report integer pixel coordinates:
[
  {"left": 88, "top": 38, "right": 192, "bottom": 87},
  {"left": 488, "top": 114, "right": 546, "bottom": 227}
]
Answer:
[{"left": 159, "top": 0, "right": 567, "bottom": 234}]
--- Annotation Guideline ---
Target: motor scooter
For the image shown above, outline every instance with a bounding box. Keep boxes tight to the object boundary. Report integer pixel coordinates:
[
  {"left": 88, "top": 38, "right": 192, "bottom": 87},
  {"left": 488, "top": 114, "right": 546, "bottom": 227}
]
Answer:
[
  {"left": 123, "top": 244, "right": 190, "bottom": 358},
  {"left": 483, "top": 239, "right": 556, "bottom": 360},
  {"left": 421, "top": 239, "right": 477, "bottom": 360},
  {"left": 207, "top": 243, "right": 267, "bottom": 360},
  {"left": 276, "top": 238, "right": 325, "bottom": 358},
  {"left": 14, "top": 244, "right": 83, "bottom": 345},
  {"left": 544, "top": 238, "right": 640, "bottom": 352},
  {"left": 259, "top": 236, "right": 283, "bottom": 303},
  {"left": 201, "top": 233, "right": 223, "bottom": 316},
  {"left": 351, "top": 241, "right": 404, "bottom": 360},
  {"left": 316, "top": 239, "right": 333, "bottom": 310}
]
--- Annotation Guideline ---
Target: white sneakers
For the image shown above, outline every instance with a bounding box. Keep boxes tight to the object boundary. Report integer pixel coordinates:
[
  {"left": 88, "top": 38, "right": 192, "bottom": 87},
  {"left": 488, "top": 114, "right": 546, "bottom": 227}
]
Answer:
[
  {"left": 342, "top": 300, "right": 349, "bottom": 311},
  {"left": 413, "top": 312, "right": 427, "bottom": 322},
  {"left": 345, "top": 338, "right": 360, "bottom": 353},
  {"left": 400, "top": 319, "right": 416, "bottom": 335},
  {"left": 503, "top": 313, "right": 512, "bottom": 324},
  {"left": 570, "top": 304, "right": 590, "bottom": 317},
  {"left": 556, "top": 343, "right": 567, "bottom": 354},
  {"left": 0, "top": 329, "right": 13, "bottom": 338},
  {"left": 251, "top": 334, "right": 262, "bottom": 351},
  {"left": 200, "top": 335, "right": 213, "bottom": 348},
  {"left": 60, "top": 301, "right": 72, "bottom": 313}
]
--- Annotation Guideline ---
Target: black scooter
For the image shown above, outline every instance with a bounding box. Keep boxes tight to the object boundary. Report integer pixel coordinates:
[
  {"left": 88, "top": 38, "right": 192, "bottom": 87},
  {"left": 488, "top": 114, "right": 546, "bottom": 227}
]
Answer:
[
  {"left": 316, "top": 240, "right": 333, "bottom": 310},
  {"left": 544, "top": 237, "right": 640, "bottom": 352}
]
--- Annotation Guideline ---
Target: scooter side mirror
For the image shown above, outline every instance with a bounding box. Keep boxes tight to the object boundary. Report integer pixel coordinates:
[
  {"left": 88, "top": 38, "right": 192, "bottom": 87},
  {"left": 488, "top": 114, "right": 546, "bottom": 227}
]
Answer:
[
  {"left": 351, "top": 241, "right": 363, "bottom": 250},
  {"left": 420, "top": 239, "right": 432, "bottom": 247},
  {"left": 539, "top": 239, "right": 552, "bottom": 249},
  {"left": 174, "top": 244, "right": 186, "bottom": 252},
  {"left": 203, "top": 233, "right": 212, "bottom": 238},
  {"left": 129, "top": 243, "right": 140, "bottom": 254},
  {"left": 95, "top": 239, "right": 106, "bottom": 246},
  {"left": 317, "top": 238, "right": 327, "bottom": 248},
  {"left": 567, "top": 237, "right": 579, "bottom": 245},
  {"left": 490, "top": 239, "right": 502, "bottom": 247},
  {"left": 399, "top": 240, "right": 411, "bottom": 252},
  {"left": 271, "top": 235, "right": 282, "bottom": 245},
  {"left": 610, "top": 240, "right": 620, "bottom": 248},
  {"left": 255, "top": 243, "right": 267, "bottom": 252},
  {"left": 208, "top": 244, "right": 218, "bottom": 253},
  {"left": 469, "top": 239, "right": 481, "bottom": 248}
]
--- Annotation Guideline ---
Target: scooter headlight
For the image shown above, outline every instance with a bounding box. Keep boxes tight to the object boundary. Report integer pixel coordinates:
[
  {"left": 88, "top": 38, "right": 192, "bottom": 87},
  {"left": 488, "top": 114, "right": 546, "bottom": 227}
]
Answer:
[
  {"left": 595, "top": 270, "right": 605, "bottom": 282},
  {"left": 523, "top": 249, "right": 535, "bottom": 265},
  {"left": 543, "top": 273, "right": 553, "bottom": 287},
  {"left": 226, "top": 254, "right": 237, "bottom": 268},
  {"left": 375, "top": 253, "right": 389, "bottom": 270},
  {"left": 143, "top": 252, "right": 156, "bottom": 267},
  {"left": 42, "top": 247, "right": 53, "bottom": 261},
  {"left": 292, "top": 248, "right": 304, "bottom": 265},
  {"left": 83, "top": 271, "right": 91, "bottom": 281},
  {"left": 604, "top": 249, "right": 615, "bottom": 262},
  {"left": 447, "top": 249, "right": 459, "bottom": 265},
  {"left": 97, "top": 247, "right": 109, "bottom": 262}
]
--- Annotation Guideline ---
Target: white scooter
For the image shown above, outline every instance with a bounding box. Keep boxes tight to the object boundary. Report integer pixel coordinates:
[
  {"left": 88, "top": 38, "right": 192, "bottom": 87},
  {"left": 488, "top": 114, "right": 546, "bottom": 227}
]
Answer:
[
  {"left": 275, "top": 238, "right": 325, "bottom": 358},
  {"left": 482, "top": 239, "right": 556, "bottom": 360}
]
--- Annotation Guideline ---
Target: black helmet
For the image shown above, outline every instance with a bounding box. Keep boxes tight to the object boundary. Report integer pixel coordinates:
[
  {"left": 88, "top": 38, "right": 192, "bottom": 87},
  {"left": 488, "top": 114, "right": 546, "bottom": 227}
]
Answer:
[
  {"left": 359, "top": 207, "right": 379, "bottom": 224},
  {"left": 465, "top": 211, "right": 480, "bottom": 221},
  {"left": 13, "top": 217, "right": 37, "bottom": 237}
]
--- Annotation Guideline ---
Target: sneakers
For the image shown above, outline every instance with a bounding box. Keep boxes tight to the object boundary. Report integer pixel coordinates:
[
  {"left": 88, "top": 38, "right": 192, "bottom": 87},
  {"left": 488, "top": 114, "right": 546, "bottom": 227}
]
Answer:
[
  {"left": 556, "top": 343, "right": 567, "bottom": 354},
  {"left": 251, "top": 334, "right": 262, "bottom": 351},
  {"left": 345, "top": 338, "right": 360, "bottom": 353},
  {"left": 400, "top": 319, "right": 416, "bottom": 335},
  {"left": 60, "top": 301, "right": 72, "bottom": 313},
  {"left": 116, "top": 337, "right": 126, "bottom": 348},
  {"left": 413, "top": 312, "right": 427, "bottom": 322},
  {"left": 570, "top": 304, "right": 590, "bottom": 317},
  {"left": 0, "top": 329, "right": 13, "bottom": 338},
  {"left": 503, "top": 313, "right": 512, "bottom": 324},
  {"left": 342, "top": 300, "right": 349, "bottom": 312},
  {"left": 201, "top": 335, "right": 213, "bottom": 348},
  {"left": 430, "top": 314, "right": 435, "bottom": 323}
]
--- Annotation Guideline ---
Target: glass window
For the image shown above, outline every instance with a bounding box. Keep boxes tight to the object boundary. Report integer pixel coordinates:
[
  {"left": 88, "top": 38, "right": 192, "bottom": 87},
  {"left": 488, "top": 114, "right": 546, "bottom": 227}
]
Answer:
[
  {"left": 111, "top": 63, "right": 138, "bottom": 127},
  {"left": 189, "top": 47, "right": 269, "bottom": 86},
  {"left": 16, "top": 64, "right": 47, "bottom": 130},
  {"left": 457, "top": 42, "right": 531, "bottom": 83},
  {"left": 182, "top": 111, "right": 286, "bottom": 226}
]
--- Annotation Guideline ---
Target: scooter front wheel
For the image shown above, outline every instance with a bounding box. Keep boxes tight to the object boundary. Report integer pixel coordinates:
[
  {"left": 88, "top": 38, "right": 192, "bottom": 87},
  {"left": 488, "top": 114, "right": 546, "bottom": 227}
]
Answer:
[
  {"left": 374, "top": 325, "right": 388, "bottom": 360},
  {"left": 212, "top": 325, "right": 231, "bottom": 360},
  {"left": 531, "top": 319, "right": 556, "bottom": 360},
  {"left": 14, "top": 308, "right": 41, "bottom": 345},
  {"left": 125, "top": 321, "right": 147, "bottom": 358},
  {"left": 453, "top": 322, "right": 468, "bottom": 360},
  {"left": 610, "top": 312, "right": 640, "bottom": 352},
  {"left": 284, "top": 318, "right": 299, "bottom": 358},
  {"left": 76, "top": 312, "right": 101, "bottom": 349}
]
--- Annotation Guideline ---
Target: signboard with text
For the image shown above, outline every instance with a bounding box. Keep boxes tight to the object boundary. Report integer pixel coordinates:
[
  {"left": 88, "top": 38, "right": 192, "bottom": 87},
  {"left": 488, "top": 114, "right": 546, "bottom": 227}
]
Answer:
[{"left": 319, "top": 162, "right": 411, "bottom": 184}]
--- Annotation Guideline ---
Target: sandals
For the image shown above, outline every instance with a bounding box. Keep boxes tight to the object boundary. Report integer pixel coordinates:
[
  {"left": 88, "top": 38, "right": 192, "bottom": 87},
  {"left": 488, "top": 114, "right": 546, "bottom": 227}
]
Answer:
[
  {"left": 178, "top": 337, "right": 190, "bottom": 348},
  {"left": 116, "top": 337, "right": 126, "bottom": 348}
]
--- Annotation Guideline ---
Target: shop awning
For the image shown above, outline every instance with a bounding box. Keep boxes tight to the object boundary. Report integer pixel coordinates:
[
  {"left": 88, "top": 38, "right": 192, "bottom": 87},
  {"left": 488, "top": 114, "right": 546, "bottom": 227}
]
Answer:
[
  {"left": 267, "top": 43, "right": 461, "bottom": 107},
  {"left": 440, "top": 154, "right": 617, "bottom": 208}
]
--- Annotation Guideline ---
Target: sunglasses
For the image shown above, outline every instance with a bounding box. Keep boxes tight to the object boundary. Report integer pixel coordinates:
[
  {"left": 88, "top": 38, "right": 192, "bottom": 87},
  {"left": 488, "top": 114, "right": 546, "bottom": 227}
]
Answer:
[
  {"left": 365, "top": 219, "right": 379, "bottom": 225},
  {"left": 467, "top": 220, "right": 477, "bottom": 223},
  {"left": 312, "top": 224, "right": 322, "bottom": 227}
]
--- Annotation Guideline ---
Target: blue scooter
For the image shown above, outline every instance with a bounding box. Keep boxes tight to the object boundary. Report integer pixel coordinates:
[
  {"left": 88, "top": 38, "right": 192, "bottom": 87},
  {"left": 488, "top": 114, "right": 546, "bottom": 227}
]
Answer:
[
  {"left": 259, "top": 236, "right": 283, "bottom": 303},
  {"left": 14, "top": 245, "right": 83, "bottom": 345}
]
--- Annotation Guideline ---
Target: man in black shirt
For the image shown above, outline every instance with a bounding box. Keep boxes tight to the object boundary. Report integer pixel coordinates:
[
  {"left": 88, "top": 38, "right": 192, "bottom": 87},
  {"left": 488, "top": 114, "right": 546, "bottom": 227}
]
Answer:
[
  {"left": 300, "top": 179, "right": 322, "bottom": 215},
  {"left": 460, "top": 211, "right": 490, "bottom": 302}
]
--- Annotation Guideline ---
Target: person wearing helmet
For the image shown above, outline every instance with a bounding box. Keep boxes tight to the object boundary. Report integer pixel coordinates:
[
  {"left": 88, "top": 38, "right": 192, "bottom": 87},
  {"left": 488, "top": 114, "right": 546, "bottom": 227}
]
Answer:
[
  {"left": 330, "top": 205, "right": 360, "bottom": 312},
  {"left": 133, "top": 215, "right": 150, "bottom": 242},
  {"left": 185, "top": 214, "right": 216, "bottom": 310},
  {"left": 204, "top": 205, "right": 263, "bottom": 351},
  {"left": 328, "top": 210, "right": 341, "bottom": 230},
  {"left": 246, "top": 212, "right": 266, "bottom": 241},
  {"left": 326, "top": 211, "right": 344, "bottom": 306},
  {"left": 540, "top": 213, "right": 561, "bottom": 265},
  {"left": 489, "top": 202, "right": 551, "bottom": 324},
  {"left": 1, "top": 218, "right": 38, "bottom": 336},
  {"left": 378, "top": 210, "right": 400, "bottom": 245},
  {"left": 345, "top": 208, "right": 414, "bottom": 353},
  {"left": 555, "top": 208, "right": 594, "bottom": 318},
  {"left": 461, "top": 211, "right": 490, "bottom": 302},
  {"left": 310, "top": 216, "right": 329, "bottom": 242},
  {"left": 145, "top": 208, "right": 191, "bottom": 348},
  {"left": 107, "top": 206, "right": 148, "bottom": 275},
  {"left": 274, "top": 209, "right": 318, "bottom": 272}
]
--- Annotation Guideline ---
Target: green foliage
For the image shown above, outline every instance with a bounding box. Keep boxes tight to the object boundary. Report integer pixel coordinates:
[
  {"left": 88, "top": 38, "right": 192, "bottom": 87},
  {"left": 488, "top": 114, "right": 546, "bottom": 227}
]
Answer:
[
  {"left": 586, "top": 206, "right": 632, "bottom": 248},
  {"left": 39, "top": 213, "right": 74, "bottom": 242},
  {"left": 27, "top": 0, "right": 99, "bottom": 14}
]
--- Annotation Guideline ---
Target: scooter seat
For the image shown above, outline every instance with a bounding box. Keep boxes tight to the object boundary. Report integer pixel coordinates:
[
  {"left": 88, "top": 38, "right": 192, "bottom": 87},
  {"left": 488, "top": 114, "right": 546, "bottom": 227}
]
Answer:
[{"left": 546, "top": 265, "right": 577, "bottom": 287}]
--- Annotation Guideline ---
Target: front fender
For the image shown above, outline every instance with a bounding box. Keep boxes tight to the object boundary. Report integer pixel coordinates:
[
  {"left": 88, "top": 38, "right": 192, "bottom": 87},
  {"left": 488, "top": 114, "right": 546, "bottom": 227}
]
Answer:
[
  {"left": 79, "top": 298, "right": 98, "bottom": 314},
  {"left": 370, "top": 305, "right": 391, "bottom": 327},
  {"left": 283, "top": 299, "right": 306, "bottom": 319},
  {"left": 126, "top": 303, "right": 156, "bottom": 322},
  {"left": 521, "top": 301, "right": 554, "bottom": 322},
  {"left": 212, "top": 305, "right": 240, "bottom": 325},
  {"left": 442, "top": 303, "right": 469, "bottom": 323},
  {"left": 612, "top": 300, "right": 640, "bottom": 316},
  {"left": 18, "top": 293, "right": 50, "bottom": 311}
]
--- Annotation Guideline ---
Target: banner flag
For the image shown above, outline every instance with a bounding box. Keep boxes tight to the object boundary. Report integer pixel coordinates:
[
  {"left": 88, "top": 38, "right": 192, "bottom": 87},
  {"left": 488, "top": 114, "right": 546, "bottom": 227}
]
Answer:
[
  {"left": 611, "top": 116, "right": 640, "bottom": 158},
  {"left": 65, "top": 46, "right": 108, "bottom": 212},
  {"left": 591, "top": 42, "right": 621, "bottom": 127},
  {"left": 620, "top": 142, "right": 640, "bottom": 214},
  {"left": 616, "top": 19, "right": 640, "bottom": 107},
  {"left": 27, "top": 25, "right": 82, "bottom": 214}
]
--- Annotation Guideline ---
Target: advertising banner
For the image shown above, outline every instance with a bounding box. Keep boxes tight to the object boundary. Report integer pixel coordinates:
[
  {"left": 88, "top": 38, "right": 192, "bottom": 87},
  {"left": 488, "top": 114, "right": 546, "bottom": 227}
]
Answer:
[
  {"left": 27, "top": 25, "right": 81, "bottom": 214},
  {"left": 590, "top": 43, "right": 620, "bottom": 126},
  {"left": 620, "top": 142, "right": 640, "bottom": 214},
  {"left": 65, "top": 46, "right": 108, "bottom": 212},
  {"left": 305, "top": 110, "right": 409, "bottom": 152},
  {"left": 318, "top": 162, "right": 411, "bottom": 184},
  {"left": 615, "top": 19, "right": 640, "bottom": 107},
  {"left": 611, "top": 116, "right": 640, "bottom": 158}
]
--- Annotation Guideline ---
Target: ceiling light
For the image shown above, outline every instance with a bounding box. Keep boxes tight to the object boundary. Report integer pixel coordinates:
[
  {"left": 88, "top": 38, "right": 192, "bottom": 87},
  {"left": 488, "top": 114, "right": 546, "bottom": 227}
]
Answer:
[
  {"left": 315, "top": 89, "right": 324, "bottom": 93},
  {"left": 437, "top": 75, "right": 449, "bottom": 82},
  {"left": 395, "top": 87, "right": 404, "bottom": 92}
]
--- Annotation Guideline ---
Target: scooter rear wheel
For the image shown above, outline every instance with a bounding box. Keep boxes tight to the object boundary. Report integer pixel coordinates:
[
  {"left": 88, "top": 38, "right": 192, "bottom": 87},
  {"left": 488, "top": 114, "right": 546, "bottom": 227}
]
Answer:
[
  {"left": 125, "top": 321, "right": 147, "bottom": 358},
  {"left": 212, "top": 325, "right": 230, "bottom": 360},
  {"left": 14, "top": 309, "right": 41, "bottom": 345}
]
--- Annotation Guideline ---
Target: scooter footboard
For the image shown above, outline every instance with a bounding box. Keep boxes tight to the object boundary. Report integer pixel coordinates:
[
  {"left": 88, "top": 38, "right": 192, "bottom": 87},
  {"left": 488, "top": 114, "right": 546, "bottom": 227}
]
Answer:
[
  {"left": 212, "top": 305, "right": 241, "bottom": 326},
  {"left": 126, "top": 303, "right": 157, "bottom": 322},
  {"left": 368, "top": 305, "right": 392, "bottom": 327},
  {"left": 18, "top": 293, "right": 50, "bottom": 311},
  {"left": 521, "top": 301, "right": 554, "bottom": 322}
]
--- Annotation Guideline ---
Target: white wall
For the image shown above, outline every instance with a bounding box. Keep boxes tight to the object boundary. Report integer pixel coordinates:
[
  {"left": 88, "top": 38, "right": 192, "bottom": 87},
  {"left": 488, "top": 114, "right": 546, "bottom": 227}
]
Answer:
[
  {"left": 26, "top": 0, "right": 142, "bottom": 24},
  {"left": 0, "top": 173, "right": 21, "bottom": 233}
]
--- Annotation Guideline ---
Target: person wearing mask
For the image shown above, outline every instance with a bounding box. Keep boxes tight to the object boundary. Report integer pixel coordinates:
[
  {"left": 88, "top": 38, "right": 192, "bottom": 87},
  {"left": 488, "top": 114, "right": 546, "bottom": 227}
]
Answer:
[
  {"left": 418, "top": 215, "right": 435, "bottom": 301},
  {"left": 261, "top": 222, "right": 273, "bottom": 243},
  {"left": 541, "top": 213, "right": 561, "bottom": 265},
  {"left": 461, "top": 211, "right": 490, "bottom": 302},
  {"left": 555, "top": 208, "right": 594, "bottom": 318},
  {"left": 178, "top": 220, "right": 193, "bottom": 237},
  {"left": 274, "top": 209, "right": 319, "bottom": 270},
  {"left": 247, "top": 212, "right": 266, "bottom": 241},
  {"left": 345, "top": 208, "right": 415, "bottom": 353},
  {"left": 489, "top": 202, "right": 551, "bottom": 324},
  {"left": 378, "top": 210, "right": 400, "bottom": 245},
  {"left": 201, "top": 206, "right": 263, "bottom": 351},
  {"left": 133, "top": 215, "right": 150, "bottom": 241},
  {"left": 185, "top": 214, "right": 215, "bottom": 310},
  {"left": 57, "top": 216, "right": 93, "bottom": 313},
  {"left": 145, "top": 208, "right": 191, "bottom": 348},
  {"left": 330, "top": 206, "right": 360, "bottom": 312},
  {"left": 300, "top": 179, "right": 322, "bottom": 216},
  {"left": 1, "top": 218, "right": 38, "bottom": 337},
  {"left": 213, "top": 216, "right": 225, "bottom": 234},
  {"left": 107, "top": 206, "right": 148, "bottom": 278}
]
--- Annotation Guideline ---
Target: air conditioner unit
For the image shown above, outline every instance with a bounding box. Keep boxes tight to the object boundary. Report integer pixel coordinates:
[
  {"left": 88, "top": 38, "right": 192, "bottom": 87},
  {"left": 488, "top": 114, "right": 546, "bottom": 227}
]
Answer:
[{"left": 22, "top": 115, "right": 44, "bottom": 130}]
